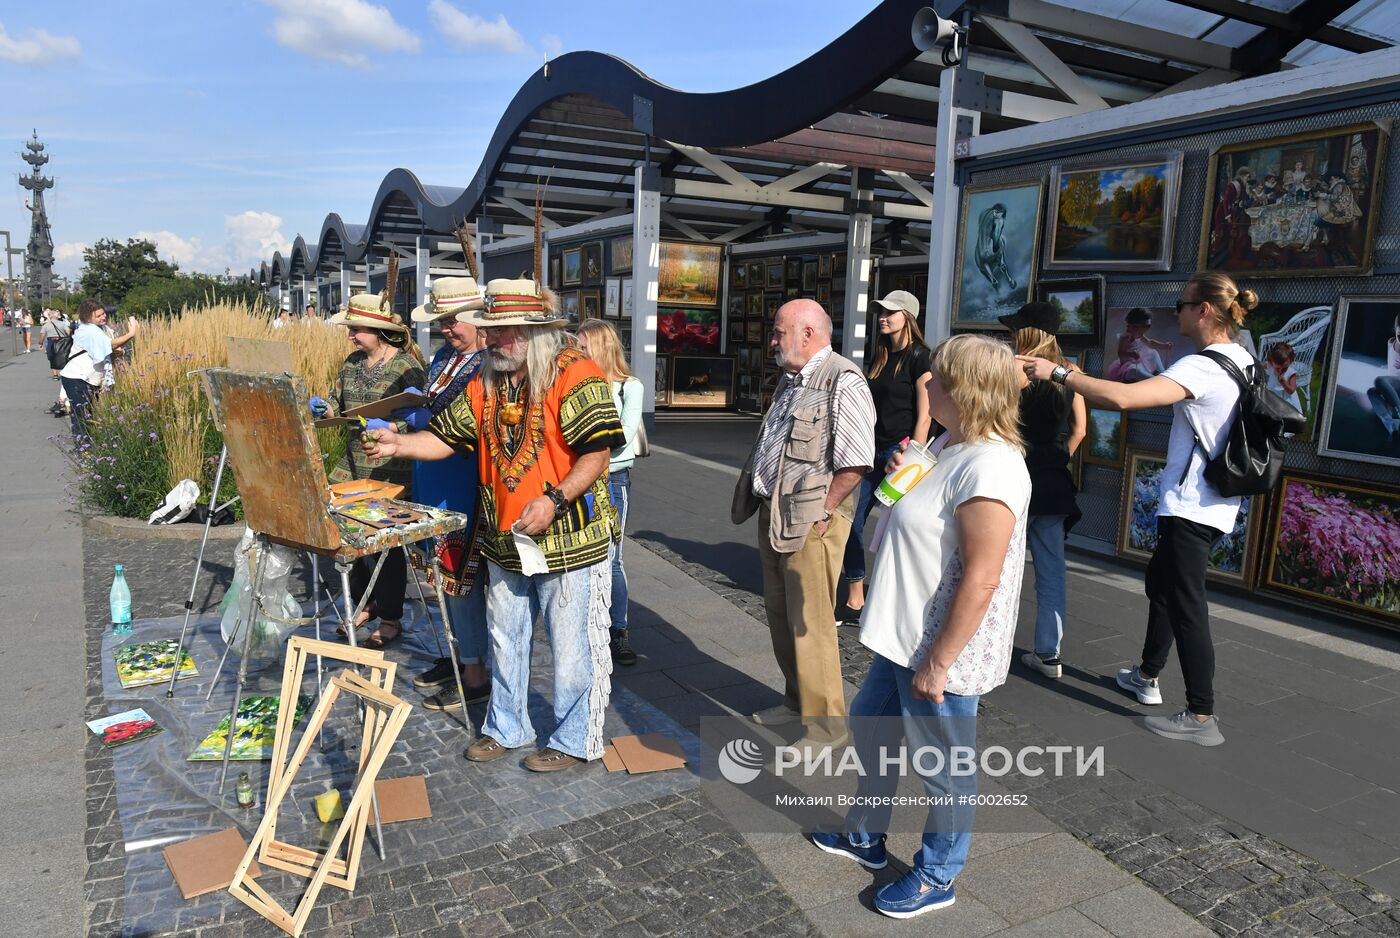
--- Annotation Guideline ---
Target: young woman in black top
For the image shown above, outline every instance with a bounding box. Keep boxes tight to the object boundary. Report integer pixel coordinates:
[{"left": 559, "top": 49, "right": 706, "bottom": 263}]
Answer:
[
  {"left": 839, "top": 290, "right": 933, "bottom": 622},
  {"left": 999, "top": 302, "right": 1085, "bottom": 679}
]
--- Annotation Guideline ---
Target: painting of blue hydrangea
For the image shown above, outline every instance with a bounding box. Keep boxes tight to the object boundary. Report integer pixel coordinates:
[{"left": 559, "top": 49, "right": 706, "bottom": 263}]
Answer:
[{"left": 1117, "top": 450, "right": 1260, "bottom": 586}]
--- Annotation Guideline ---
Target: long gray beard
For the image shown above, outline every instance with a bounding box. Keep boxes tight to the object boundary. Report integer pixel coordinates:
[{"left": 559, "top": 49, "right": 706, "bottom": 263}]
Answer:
[{"left": 486, "top": 346, "right": 527, "bottom": 374}]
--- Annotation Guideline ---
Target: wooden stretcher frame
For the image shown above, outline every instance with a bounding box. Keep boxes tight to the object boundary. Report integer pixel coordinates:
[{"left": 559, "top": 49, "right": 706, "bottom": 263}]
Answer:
[
  {"left": 229, "top": 669, "right": 411, "bottom": 938},
  {"left": 259, "top": 637, "right": 396, "bottom": 891}
]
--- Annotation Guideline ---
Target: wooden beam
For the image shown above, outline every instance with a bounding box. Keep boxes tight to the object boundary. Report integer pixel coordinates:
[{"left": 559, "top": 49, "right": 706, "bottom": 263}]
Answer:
[
  {"left": 981, "top": 17, "right": 1109, "bottom": 109},
  {"left": 812, "top": 112, "right": 937, "bottom": 146},
  {"left": 994, "top": 0, "right": 1236, "bottom": 70}
]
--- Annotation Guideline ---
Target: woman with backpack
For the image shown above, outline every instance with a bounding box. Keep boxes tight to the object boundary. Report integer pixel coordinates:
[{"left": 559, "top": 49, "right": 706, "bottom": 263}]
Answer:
[
  {"left": 576, "top": 319, "right": 644, "bottom": 667},
  {"left": 1018, "top": 272, "right": 1258, "bottom": 748}
]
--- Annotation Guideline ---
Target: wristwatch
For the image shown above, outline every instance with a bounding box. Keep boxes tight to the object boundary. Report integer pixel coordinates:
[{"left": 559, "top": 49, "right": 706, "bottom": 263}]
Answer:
[
  {"left": 1049, "top": 364, "right": 1071, "bottom": 386},
  {"left": 545, "top": 487, "right": 570, "bottom": 518}
]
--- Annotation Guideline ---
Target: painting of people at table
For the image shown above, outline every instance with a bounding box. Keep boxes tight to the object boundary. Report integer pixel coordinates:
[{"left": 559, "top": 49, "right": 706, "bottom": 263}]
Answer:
[{"left": 1201, "top": 124, "right": 1387, "bottom": 276}]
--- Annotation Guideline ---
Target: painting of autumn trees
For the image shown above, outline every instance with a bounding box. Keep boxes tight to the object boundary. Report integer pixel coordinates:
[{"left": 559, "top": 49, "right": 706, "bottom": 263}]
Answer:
[
  {"left": 658, "top": 242, "right": 723, "bottom": 307},
  {"left": 1046, "top": 155, "right": 1181, "bottom": 270}
]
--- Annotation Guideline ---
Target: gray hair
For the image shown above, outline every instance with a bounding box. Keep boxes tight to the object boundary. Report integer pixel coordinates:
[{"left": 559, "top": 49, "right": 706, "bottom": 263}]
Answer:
[{"left": 483, "top": 324, "right": 570, "bottom": 391}]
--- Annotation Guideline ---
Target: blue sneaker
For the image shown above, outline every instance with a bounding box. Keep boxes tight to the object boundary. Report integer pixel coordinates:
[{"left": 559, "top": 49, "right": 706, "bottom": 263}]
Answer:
[
  {"left": 873, "top": 870, "right": 956, "bottom": 919},
  {"left": 809, "top": 831, "right": 888, "bottom": 870}
]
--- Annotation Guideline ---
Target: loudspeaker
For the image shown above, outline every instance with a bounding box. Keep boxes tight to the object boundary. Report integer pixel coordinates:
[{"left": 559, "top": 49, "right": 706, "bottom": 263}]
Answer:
[{"left": 911, "top": 7, "right": 959, "bottom": 51}]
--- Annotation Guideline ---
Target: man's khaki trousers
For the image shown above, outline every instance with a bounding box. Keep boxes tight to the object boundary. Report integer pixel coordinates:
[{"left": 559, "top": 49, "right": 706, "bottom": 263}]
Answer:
[{"left": 757, "top": 497, "right": 853, "bottom": 740}]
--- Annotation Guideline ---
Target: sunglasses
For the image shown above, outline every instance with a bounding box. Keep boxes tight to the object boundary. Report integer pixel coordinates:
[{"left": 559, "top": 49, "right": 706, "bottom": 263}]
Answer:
[{"left": 1175, "top": 300, "right": 1203, "bottom": 315}]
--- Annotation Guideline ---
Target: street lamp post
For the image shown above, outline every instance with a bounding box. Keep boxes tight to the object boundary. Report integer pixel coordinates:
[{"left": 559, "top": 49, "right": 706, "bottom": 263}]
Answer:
[{"left": 0, "top": 231, "right": 17, "bottom": 357}]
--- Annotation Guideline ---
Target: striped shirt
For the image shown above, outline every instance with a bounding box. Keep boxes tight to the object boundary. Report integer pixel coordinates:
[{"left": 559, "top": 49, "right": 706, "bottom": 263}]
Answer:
[{"left": 752, "top": 346, "right": 876, "bottom": 498}]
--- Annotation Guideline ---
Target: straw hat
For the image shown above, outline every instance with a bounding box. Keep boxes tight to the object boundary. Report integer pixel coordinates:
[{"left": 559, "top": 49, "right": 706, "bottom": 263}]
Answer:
[
  {"left": 456, "top": 278, "right": 565, "bottom": 328},
  {"left": 327, "top": 292, "right": 409, "bottom": 334},
  {"left": 410, "top": 276, "right": 484, "bottom": 323}
]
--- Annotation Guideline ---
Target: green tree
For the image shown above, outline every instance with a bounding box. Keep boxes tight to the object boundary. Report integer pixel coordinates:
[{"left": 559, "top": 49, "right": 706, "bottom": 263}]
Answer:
[
  {"left": 121, "top": 274, "right": 273, "bottom": 319},
  {"left": 1058, "top": 176, "right": 1101, "bottom": 227},
  {"left": 79, "top": 238, "right": 178, "bottom": 304}
]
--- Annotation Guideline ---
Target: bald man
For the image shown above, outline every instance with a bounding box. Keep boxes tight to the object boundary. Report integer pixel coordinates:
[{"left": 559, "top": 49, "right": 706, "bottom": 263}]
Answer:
[{"left": 733, "top": 300, "right": 876, "bottom": 746}]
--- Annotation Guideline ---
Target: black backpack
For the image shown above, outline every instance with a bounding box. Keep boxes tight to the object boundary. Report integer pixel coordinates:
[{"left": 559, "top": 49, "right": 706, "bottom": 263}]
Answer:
[{"left": 1186, "top": 349, "right": 1305, "bottom": 497}]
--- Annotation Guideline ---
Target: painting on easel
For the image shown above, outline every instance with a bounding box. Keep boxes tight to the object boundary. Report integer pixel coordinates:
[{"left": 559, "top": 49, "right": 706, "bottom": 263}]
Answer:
[{"left": 188, "top": 694, "right": 312, "bottom": 762}]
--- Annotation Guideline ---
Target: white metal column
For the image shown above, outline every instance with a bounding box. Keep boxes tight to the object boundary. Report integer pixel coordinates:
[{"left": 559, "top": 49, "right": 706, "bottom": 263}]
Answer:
[
  {"left": 339, "top": 264, "right": 352, "bottom": 313},
  {"left": 926, "top": 66, "right": 979, "bottom": 343},
  {"left": 630, "top": 167, "right": 661, "bottom": 417},
  {"left": 414, "top": 236, "right": 431, "bottom": 358},
  {"left": 842, "top": 168, "right": 874, "bottom": 364}
]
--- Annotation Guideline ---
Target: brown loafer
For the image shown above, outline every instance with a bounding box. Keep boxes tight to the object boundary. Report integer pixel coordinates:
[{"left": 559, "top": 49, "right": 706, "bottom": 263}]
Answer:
[
  {"left": 465, "top": 735, "right": 509, "bottom": 763},
  {"left": 523, "top": 747, "right": 583, "bottom": 773}
]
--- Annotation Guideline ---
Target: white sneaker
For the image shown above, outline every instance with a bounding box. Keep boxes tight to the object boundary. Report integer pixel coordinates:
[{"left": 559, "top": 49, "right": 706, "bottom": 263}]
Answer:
[
  {"left": 1021, "top": 652, "right": 1062, "bottom": 679},
  {"left": 1116, "top": 667, "right": 1163, "bottom": 705}
]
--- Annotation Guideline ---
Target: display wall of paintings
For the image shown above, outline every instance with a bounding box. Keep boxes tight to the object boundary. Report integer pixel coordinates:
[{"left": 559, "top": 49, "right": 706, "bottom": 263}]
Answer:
[
  {"left": 1317, "top": 296, "right": 1400, "bottom": 467},
  {"left": 952, "top": 181, "right": 1044, "bottom": 330},
  {"left": 658, "top": 306, "right": 720, "bottom": 354},
  {"left": 1199, "top": 123, "right": 1388, "bottom": 277},
  {"left": 1035, "top": 276, "right": 1103, "bottom": 347},
  {"left": 1045, "top": 154, "right": 1182, "bottom": 272},
  {"left": 1118, "top": 450, "right": 1262, "bottom": 587},
  {"left": 1237, "top": 302, "right": 1334, "bottom": 442},
  {"left": 670, "top": 355, "right": 735, "bottom": 409},
  {"left": 1082, "top": 407, "right": 1125, "bottom": 467},
  {"left": 1262, "top": 474, "right": 1399, "bottom": 626},
  {"left": 655, "top": 354, "right": 671, "bottom": 406},
  {"left": 659, "top": 242, "right": 722, "bottom": 307},
  {"left": 605, "top": 279, "right": 620, "bottom": 316},
  {"left": 1101, "top": 306, "right": 1194, "bottom": 383},
  {"left": 611, "top": 236, "right": 633, "bottom": 274}
]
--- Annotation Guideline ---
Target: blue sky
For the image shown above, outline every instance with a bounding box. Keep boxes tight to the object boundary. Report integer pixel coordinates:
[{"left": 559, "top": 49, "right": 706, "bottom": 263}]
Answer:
[{"left": 2, "top": 1, "right": 870, "bottom": 281}]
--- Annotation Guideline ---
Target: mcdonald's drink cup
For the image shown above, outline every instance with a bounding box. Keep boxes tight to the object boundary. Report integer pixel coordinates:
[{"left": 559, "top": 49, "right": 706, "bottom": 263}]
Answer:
[{"left": 875, "top": 441, "right": 937, "bottom": 507}]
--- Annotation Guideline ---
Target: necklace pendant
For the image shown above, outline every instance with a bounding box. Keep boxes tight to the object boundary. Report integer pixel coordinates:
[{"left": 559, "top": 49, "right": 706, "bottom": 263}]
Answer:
[{"left": 500, "top": 402, "right": 523, "bottom": 426}]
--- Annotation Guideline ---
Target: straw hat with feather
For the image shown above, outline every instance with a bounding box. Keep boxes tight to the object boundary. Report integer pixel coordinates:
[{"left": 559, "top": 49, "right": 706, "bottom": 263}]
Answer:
[
  {"left": 327, "top": 292, "right": 410, "bottom": 334},
  {"left": 411, "top": 276, "right": 484, "bottom": 323},
  {"left": 457, "top": 278, "right": 565, "bottom": 329}
]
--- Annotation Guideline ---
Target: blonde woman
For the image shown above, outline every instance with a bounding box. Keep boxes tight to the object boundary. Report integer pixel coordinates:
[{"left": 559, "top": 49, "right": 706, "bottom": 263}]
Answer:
[
  {"left": 839, "top": 290, "right": 934, "bottom": 623},
  {"left": 1020, "top": 271, "right": 1258, "bottom": 747},
  {"left": 576, "top": 319, "right": 644, "bottom": 666},
  {"left": 998, "top": 302, "right": 1085, "bottom": 680},
  {"left": 811, "top": 334, "right": 1031, "bottom": 920}
]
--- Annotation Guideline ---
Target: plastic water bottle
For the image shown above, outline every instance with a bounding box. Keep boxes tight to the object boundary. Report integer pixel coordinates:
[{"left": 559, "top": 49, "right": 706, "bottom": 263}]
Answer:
[{"left": 110, "top": 564, "right": 132, "bottom": 633}]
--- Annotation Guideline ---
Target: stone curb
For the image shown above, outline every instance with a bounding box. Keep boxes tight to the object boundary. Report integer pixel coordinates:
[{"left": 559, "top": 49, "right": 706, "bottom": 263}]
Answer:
[{"left": 82, "top": 514, "right": 245, "bottom": 541}]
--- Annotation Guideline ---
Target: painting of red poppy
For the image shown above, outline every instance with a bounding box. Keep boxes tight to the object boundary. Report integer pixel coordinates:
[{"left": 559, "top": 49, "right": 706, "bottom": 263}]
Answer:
[
  {"left": 86, "top": 707, "right": 165, "bottom": 749},
  {"left": 658, "top": 307, "right": 721, "bottom": 354}
]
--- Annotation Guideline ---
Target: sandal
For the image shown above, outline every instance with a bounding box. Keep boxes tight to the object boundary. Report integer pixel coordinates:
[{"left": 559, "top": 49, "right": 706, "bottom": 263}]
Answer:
[
  {"left": 337, "top": 603, "right": 377, "bottom": 638},
  {"left": 360, "top": 620, "right": 401, "bottom": 650}
]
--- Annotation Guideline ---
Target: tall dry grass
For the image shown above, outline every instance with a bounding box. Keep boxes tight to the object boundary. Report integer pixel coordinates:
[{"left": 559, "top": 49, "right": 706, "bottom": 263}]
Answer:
[{"left": 81, "top": 301, "right": 351, "bottom": 517}]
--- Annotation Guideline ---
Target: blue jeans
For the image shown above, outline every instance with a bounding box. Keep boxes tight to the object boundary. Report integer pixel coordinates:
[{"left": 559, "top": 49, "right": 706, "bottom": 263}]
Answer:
[
  {"left": 446, "top": 576, "right": 488, "bottom": 666},
  {"left": 607, "top": 469, "right": 630, "bottom": 633},
  {"left": 481, "top": 559, "right": 613, "bottom": 760},
  {"left": 61, "top": 377, "right": 95, "bottom": 442},
  {"left": 841, "top": 443, "right": 899, "bottom": 584},
  {"left": 1027, "top": 515, "right": 1068, "bottom": 658},
  {"left": 844, "top": 654, "right": 979, "bottom": 890}
]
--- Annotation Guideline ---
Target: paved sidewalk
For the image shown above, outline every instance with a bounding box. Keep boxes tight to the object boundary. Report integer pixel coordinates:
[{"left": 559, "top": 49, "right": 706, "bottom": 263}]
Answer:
[{"left": 0, "top": 333, "right": 86, "bottom": 936}]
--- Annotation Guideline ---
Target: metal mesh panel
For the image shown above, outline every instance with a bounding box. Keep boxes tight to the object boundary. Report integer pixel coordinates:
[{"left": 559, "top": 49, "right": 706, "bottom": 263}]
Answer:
[{"left": 971, "top": 97, "right": 1400, "bottom": 549}]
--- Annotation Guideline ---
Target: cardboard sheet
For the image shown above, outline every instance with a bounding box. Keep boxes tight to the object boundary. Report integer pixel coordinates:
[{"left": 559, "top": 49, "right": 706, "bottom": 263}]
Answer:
[
  {"left": 374, "top": 776, "right": 432, "bottom": 823},
  {"left": 601, "top": 744, "right": 625, "bottom": 773},
  {"left": 313, "top": 391, "right": 428, "bottom": 427},
  {"left": 163, "top": 828, "right": 261, "bottom": 900},
  {"left": 610, "top": 733, "right": 687, "bottom": 774}
]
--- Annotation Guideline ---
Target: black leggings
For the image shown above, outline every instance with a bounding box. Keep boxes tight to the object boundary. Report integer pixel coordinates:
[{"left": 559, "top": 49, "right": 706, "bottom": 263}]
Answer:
[
  {"left": 1139, "top": 516, "right": 1222, "bottom": 716},
  {"left": 350, "top": 550, "right": 407, "bottom": 623}
]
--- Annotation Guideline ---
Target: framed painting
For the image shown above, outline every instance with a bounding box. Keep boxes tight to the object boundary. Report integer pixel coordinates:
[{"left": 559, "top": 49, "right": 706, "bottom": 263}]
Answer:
[
  {"left": 658, "top": 242, "right": 722, "bottom": 307},
  {"left": 766, "top": 261, "right": 783, "bottom": 289},
  {"left": 561, "top": 291, "right": 580, "bottom": 321},
  {"left": 1035, "top": 275, "right": 1103, "bottom": 345},
  {"left": 549, "top": 255, "right": 561, "bottom": 289},
  {"left": 816, "top": 282, "right": 831, "bottom": 304},
  {"left": 1082, "top": 407, "right": 1125, "bottom": 467},
  {"left": 785, "top": 257, "right": 802, "bottom": 284},
  {"left": 766, "top": 293, "right": 783, "bottom": 319},
  {"left": 952, "top": 180, "right": 1044, "bottom": 330},
  {"left": 890, "top": 273, "right": 914, "bottom": 294},
  {"left": 581, "top": 289, "right": 601, "bottom": 321},
  {"left": 746, "top": 320, "right": 763, "bottom": 344},
  {"left": 610, "top": 236, "right": 633, "bottom": 274},
  {"left": 802, "top": 261, "right": 818, "bottom": 292},
  {"left": 562, "top": 247, "right": 582, "bottom": 285},
  {"left": 731, "top": 263, "right": 749, "bottom": 291},
  {"left": 1118, "top": 449, "right": 1262, "bottom": 586},
  {"left": 748, "top": 261, "right": 765, "bottom": 286},
  {"left": 1316, "top": 296, "right": 1400, "bottom": 467},
  {"left": 1046, "top": 154, "right": 1182, "bottom": 271},
  {"left": 1102, "top": 306, "right": 1195, "bottom": 383},
  {"left": 728, "top": 320, "right": 744, "bottom": 344},
  {"left": 605, "top": 279, "right": 621, "bottom": 317},
  {"left": 670, "top": 355, "right": 735, "bottom": 409},
  {"left": 728, "top": 294, "right": 745, "bottom": 320},
  {"left": 621, "top": 279, "right": 634, "bottom": 317},
  {"left": 747, "top": 291, "right": 764, "bottom": 316},
  {"left": 1263, "top": 474, "right": 1400, "bottom": 626},
  {"left": 818, "top": 254, "right": 832, "bottom": 279},
  {"left": 657, "top": 306, "right": 720, "bottom": 354},
  {"left": 1236, "top": 302, "right": 1334, "bottom": 441},
  {"left": 582, "top": 242, "right": 604, "bottom": 283},
  {"left": 654, "top": 354, "right": 671, "bottom": 406},
  {"left": 1199, "top": 123, "right": 1388, "bottom": 277}
]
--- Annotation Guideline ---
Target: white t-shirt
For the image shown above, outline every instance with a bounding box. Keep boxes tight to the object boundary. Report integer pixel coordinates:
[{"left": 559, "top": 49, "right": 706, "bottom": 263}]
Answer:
[
  {"left": 1158, "top": 342, "right": 1254, "bottom": 534},
  {"left": 859, "top": 436, "right": 1031, "bottom": 696}
]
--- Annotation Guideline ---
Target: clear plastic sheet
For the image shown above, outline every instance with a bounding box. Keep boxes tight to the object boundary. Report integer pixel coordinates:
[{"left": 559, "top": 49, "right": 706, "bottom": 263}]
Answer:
[
  {"left": 218, "top": 528, "right": 306, "bottom": 673},
  {"left": 95, "top": 577, "right": 698, "bottom": 937}
]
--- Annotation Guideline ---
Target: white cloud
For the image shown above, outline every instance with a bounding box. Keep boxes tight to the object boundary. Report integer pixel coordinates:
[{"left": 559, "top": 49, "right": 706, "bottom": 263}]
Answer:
[
  {"left": 428, "top": 1, "right": 527, "bottom": 54},
  {"left": 53, "top": 241, "right": 88, "bottom": 279},
  {"left": 135, "top": 230, "right": 207, "bottom": 270},
  {"left": 0, "top": 23, "right": 80, "bottom": 65},
  {"left": 224, "top": 211, "right": 291, "bottom": 269},
  {"left": 264, "top": 0, "right": 419, "bottom": 69}
]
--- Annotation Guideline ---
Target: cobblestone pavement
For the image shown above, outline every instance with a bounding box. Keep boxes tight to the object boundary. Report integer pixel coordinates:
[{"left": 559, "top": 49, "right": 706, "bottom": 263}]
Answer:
[
  {"left": 82, "top": 532, "right": 814, "bottom": 938},
  {"left": 634, "top": 534, "right": 1400, "bottom": 938}
]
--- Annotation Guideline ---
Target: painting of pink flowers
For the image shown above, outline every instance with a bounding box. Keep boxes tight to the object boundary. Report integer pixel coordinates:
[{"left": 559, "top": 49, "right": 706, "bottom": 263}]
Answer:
[
  {"left": 657, "top": 307, "right": 721, "bottom": 354},
  {"left": 1265, "top": 475, "right": 1400, "bottom": 624}
]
